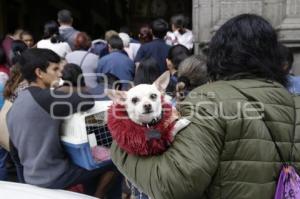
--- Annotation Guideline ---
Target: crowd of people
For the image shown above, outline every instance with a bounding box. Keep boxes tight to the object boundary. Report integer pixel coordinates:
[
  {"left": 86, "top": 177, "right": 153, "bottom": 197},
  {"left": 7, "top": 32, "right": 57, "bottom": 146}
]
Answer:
[{"left": 0, "top": 8, "right": 300, "bottom": 199}]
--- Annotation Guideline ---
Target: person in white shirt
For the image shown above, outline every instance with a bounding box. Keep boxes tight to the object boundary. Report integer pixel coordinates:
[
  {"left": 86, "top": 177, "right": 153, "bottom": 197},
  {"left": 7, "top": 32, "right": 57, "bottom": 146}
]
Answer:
[
  {"left": 37, "top": 21, "right": 71, "bottom": 58},
  {"left": 165, "top": 14, "right": 194, "bottom": 51},
  {"left": 118, "top": 32, "right": 140, "bottom": 61}
]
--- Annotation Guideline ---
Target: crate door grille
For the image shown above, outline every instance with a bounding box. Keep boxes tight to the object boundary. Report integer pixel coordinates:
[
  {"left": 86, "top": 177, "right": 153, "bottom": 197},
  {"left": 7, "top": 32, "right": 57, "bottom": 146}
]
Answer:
[{"left": 85, "top": 111, "right": 112, "bottom": 147}]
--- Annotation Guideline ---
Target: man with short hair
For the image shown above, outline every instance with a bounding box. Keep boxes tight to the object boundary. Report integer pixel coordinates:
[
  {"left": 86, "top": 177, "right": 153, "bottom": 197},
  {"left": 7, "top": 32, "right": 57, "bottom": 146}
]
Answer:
[
  {"left": 135, "top": 18, "right": 170, "bottom": 74},
  {"left": 57, "top": 9, "right": 79, "bottom": 50},
  {"left": 7, "top": 48, "right": 121, "bottom": 198},
  {"left": 96, "top": 35, "right": 135, "bottom": 85}
]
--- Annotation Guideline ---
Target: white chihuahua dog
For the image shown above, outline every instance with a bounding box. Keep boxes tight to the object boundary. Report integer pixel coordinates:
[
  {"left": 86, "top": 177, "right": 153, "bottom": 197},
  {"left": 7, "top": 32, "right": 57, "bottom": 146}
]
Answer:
[
  {"left": 106, "top": 71, "right": 190, "bottom": 198},
  {"left": 106, "top": 71, "right": 189, "bottom": 139}
]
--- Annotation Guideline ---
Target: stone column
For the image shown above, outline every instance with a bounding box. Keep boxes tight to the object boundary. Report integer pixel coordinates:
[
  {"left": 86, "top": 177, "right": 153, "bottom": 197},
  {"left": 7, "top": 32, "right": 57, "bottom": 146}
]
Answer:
[
  {"left": 277, "top": 0, "right": 300, "bottom": 74},
  {"left": 193, "top": 0, "right": 266, "bottom": 54},
  {"left": 193, "top": 0, "right": 300, "bottom": 74},
  {"left": 192, "top": 0, "right": 212, "bottom": 55}
]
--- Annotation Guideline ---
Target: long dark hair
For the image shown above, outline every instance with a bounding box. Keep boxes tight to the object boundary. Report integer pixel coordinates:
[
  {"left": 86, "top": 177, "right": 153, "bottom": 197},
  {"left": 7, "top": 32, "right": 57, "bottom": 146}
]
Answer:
[
  {"left": 171, "top": 14, "right": 187, "bottom": 35},
  {"left": 43, "top": 20, "right": 62, "bottom": 43},
  {"left": 134, "top": 57, "right": 161, "bottom": 85},
  {"left": 3, "top": 63, "right": 23, "bottom": 99},
  {"left": 207, "top": 14, "right": 287, "bottom": 86},
  {"left": 167, "top": 44, "right": 190, "bottom": 69},
  {"left": 62, "top": 63, "right": 86, "bottom": 87},
  {"left": 3, "top": 40, "right": 28, "bottom": 99},
  {"left": 11, "top": 40, "right": 28, "bottom": 65}
]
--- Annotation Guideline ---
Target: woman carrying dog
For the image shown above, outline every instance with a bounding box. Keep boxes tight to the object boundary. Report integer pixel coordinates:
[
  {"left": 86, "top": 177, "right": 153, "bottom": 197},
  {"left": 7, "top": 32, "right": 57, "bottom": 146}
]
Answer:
[{"left": 111, "top": 14, "right": 300, "bottom": 199}]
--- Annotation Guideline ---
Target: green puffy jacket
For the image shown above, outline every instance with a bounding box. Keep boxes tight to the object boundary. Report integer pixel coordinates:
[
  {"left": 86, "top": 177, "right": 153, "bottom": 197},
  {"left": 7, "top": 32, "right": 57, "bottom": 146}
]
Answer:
[{"left": 111, "top": 79, "right": 300, "bottom": 199}]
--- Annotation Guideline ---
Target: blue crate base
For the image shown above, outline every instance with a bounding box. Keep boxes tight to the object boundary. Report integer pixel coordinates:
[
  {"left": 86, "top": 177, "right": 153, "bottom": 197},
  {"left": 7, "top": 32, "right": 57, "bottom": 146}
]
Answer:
[{"left": 62, "top": 141, "right": 112, "bottom": 170}]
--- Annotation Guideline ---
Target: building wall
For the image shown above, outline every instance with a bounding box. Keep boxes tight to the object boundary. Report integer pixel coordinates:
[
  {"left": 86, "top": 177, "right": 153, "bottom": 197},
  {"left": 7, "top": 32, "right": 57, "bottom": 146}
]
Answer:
[
  {"left": 193, "top": 0, "right": 300, "bottom": 74},
  {"left": 0, "top": 0, "right": 192, "bottom": 41}
]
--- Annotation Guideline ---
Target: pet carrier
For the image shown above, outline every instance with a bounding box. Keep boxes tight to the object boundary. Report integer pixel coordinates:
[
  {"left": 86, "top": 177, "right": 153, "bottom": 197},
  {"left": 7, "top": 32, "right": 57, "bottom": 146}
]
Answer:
[{"left": 61, "top": 101, "right": 113, "bottom": 170}]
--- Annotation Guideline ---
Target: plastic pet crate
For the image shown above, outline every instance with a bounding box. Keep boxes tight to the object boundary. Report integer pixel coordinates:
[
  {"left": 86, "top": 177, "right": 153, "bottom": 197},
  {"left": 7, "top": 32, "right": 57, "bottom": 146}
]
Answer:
[{"left": 61, "top": 101, "right": 113, "bottom": 170}]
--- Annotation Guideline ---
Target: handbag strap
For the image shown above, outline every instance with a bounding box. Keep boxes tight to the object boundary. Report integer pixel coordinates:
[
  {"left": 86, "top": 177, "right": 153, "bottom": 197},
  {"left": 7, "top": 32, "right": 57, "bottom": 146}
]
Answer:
[
  {"left": 228, "top": 83, "right": 296, "bottom": 164},
  {"left": 264, "top": 122, "right": 287, "bottom": 164},
  {"left": 261, "top": 95, "right": 297, "bottom": 165},
  {"left": 79, "top": 51, "right": 90, "bottom": 67}
]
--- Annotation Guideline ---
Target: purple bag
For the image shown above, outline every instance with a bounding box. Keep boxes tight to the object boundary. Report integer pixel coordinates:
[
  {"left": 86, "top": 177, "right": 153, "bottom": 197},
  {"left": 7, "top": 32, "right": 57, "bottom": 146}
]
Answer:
[
  {"left": 274, "top": 165, "right": 300, "bottom": 199},
  {"left": 230, "top": 87, "right": 300, "bottom": 199},
  {"left": 261, "top": 120, "right": 299, "bottom": 199}
]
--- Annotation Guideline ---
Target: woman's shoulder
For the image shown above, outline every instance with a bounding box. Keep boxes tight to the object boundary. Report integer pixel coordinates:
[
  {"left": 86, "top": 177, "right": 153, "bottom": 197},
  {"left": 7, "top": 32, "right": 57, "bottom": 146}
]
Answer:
[
  {"left": 56, "top": 41, "right": 70, "bottom": 48},
  {"left": 55, "top": 42, "right": 71, "bottom": 54},
  {"left": 37, "top": 39, "right": 50, "bottom": 47},
  {"left": 188, "top": 79, "right": 279, "bottom": 102},
  {"left": 192, "top": 81, "right": 231, "bottom": 92},
  {"left": 194, "top": 79, "right": 281, "bottom": 90}
]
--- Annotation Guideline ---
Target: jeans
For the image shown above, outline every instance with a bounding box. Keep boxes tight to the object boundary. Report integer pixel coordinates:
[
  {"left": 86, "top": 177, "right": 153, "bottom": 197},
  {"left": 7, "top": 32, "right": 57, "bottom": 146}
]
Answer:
[{"left": 0, "top": 147, "right": 8, "bottom": 180}]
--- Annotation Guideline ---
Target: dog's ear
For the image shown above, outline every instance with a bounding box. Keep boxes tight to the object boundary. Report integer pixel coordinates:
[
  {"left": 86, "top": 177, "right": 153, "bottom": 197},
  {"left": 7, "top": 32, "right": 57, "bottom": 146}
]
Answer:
[
  {"left": 105, "top": 89, "right": 127, "bottom": 105},
  {"left": 153, "top": 71, "right": 170, "bottom": 92}
]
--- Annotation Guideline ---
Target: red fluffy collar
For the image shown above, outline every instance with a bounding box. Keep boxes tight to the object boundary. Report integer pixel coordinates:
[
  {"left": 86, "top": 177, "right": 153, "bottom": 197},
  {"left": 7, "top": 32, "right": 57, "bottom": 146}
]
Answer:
[{"left": 107, "top": 102, "right": 175, "bottom": 156}]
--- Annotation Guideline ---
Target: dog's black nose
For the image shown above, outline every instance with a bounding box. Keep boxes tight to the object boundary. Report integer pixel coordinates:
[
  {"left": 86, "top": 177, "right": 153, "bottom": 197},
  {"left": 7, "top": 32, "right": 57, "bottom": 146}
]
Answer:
[{"left": 143, "top": 104, "right": 152, "bottom": 112}]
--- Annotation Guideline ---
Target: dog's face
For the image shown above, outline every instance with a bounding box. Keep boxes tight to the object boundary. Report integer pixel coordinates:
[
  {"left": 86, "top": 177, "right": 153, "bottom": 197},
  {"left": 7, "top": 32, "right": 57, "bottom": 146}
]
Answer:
[
  {"left": 107, "top": 71, "right": 170, "bottom": 125},
  {"left": 124, "top": 84, "right": 162, "bottom": 124}
]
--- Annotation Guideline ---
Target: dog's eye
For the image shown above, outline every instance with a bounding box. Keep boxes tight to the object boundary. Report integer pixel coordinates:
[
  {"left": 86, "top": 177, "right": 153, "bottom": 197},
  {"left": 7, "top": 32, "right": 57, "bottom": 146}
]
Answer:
[
  {"left": 150, "top": 94, "right": 157, "bottom": 100},
  {"left": 131, "top": 97, "right": 139, "bottom": 104}
]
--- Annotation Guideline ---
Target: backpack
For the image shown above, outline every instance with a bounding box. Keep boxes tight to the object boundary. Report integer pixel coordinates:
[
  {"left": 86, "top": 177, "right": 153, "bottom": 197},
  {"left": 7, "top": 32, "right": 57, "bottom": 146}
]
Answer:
[{"left": 89, "top": 40, "right": 109, "bottom": 58}]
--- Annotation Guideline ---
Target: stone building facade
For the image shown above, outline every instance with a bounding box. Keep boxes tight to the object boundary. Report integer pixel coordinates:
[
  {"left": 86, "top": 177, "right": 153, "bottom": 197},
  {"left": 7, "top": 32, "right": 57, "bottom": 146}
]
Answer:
[{"left": 192, "top": 0, "right": 300, "bottom": 74}]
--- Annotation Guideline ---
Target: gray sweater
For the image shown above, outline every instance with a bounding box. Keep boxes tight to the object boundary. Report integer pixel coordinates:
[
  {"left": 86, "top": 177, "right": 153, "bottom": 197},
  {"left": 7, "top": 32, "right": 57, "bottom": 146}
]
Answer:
[
  {"left": 59, "top": 26, "right": 79, "bottom": 50},
  {"left": 65, "top": 50, "right": 99, "bottom": 88},
  {"left": 7, "top": 87, "right": 94, "bottom": 187}
]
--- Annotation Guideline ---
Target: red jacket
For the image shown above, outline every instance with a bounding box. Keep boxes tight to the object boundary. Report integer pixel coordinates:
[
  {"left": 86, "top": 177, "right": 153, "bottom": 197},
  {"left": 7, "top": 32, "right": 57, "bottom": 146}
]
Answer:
[
  {"left": 0, "top": 64, "right": 9, "bottom": 75},
  {"left": 108, "top": 102, "right": 175, "bottom": 156}
]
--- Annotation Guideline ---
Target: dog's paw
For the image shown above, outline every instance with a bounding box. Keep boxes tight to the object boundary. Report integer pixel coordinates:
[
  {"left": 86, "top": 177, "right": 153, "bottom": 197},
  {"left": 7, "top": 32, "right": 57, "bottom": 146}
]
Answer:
[{"left": 172, "top": 118, "right": 191, "bottom": 137}]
